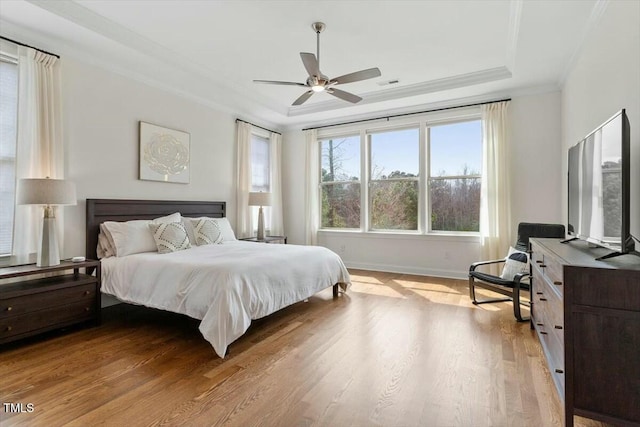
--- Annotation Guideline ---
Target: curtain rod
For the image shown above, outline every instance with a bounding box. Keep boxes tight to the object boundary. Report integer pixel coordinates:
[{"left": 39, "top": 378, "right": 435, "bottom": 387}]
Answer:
[
  {"left": 302, "top": 98, "right": 512, "bottom": 131},
  {"left": 236, "top": 118, "right": 281, "bottom": 135},
  {"left": 0, "top": 35, "right": 60, "bottom": 59}
]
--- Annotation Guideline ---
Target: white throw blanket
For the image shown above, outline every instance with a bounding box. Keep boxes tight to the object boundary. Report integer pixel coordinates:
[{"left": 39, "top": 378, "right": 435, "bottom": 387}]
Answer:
[{"left": 101, "top": 241, "right": 350, "bottom": 357}]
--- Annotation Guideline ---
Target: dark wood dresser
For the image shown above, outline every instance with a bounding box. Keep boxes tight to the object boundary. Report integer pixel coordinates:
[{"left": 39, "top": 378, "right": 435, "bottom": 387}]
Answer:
[
  {"left": 0, "top": 259, "right": 101, "bottom": 345},
  {"left": 530, "top": 238, "right": 640, "bottom": 427}
]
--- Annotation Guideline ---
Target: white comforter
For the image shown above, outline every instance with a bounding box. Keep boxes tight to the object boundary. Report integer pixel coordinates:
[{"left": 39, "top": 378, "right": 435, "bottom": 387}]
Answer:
[{"left": 101, "top": 241, "right": 350, "bottom": 357}]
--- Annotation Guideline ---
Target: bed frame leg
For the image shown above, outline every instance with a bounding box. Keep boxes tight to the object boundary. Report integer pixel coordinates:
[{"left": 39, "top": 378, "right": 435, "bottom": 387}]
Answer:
[{"left": 333, "top": 284, "right": 339, "bottom": 298}]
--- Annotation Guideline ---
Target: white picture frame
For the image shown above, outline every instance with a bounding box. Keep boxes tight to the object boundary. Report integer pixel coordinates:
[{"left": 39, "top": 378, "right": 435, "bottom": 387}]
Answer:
[{"left": 139, "top": 121, "right": 190, "bottom": 184}]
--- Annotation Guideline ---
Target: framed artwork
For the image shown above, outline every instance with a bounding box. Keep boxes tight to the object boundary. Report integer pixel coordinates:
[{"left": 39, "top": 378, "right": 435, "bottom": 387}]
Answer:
[{"left": 139, "top": 121, "right": 190, "bottom": 184}]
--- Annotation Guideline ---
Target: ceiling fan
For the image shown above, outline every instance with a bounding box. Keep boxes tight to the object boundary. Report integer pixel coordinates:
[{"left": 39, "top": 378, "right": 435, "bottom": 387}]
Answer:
[{"left": 254, "top": 22, "right": 382, "bottom": 106}]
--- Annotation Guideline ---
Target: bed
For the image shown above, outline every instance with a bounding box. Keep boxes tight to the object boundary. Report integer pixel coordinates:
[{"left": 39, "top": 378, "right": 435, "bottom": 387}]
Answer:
[{"left": 86, "top": 199, "right": 350, "bottom": 357}]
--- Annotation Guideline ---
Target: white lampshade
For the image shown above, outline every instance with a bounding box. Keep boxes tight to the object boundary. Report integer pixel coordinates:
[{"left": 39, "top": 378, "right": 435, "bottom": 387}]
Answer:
[
  {"left": 17, "top": 178, "right": 76, "bottom": 206},
  {"left": 248, "top": 191, "right": 272, "bottom": 207}
]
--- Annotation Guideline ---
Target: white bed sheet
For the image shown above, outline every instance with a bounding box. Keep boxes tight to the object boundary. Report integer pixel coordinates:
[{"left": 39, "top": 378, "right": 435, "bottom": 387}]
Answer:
[{"left": 101, "top": 241, "right": 350, "bottom": 357}]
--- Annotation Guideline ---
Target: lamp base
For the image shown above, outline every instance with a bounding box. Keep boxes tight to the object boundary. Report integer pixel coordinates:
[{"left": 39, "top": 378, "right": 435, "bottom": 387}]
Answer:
[
  {"left": 257, "top": 206, "right": 265, "bottom": 241},
  {"left": 37, "top": 217, "right": 60, "bottom": 267}
]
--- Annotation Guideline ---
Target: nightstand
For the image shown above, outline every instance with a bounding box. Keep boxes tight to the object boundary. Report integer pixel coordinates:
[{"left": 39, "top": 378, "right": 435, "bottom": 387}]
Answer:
[
  {"left": 0, "top": 259, "right": 101, "bottom": 345},
  {"left": 239, "top": 236, "right": 287, "bottom": 244}
]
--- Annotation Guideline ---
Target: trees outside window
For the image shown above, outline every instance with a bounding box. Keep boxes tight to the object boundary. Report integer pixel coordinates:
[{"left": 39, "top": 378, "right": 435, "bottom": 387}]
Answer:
[
  {"left": 317, "top": 116, "right": 482, "bottom": 234},
  {"left": 429, "top": 120, "right": 482, "bottom": 232},
  {"left": 320, "top": 135, "right": 360, "bottom": 228},
  {"left": 369, "top": 128, "right": 419, "bottom": 230}
]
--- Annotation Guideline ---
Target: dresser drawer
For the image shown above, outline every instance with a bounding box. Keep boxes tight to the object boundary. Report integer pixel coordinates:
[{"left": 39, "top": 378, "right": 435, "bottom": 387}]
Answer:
[
  {"left": 531, "top": 247, "right": 564, "bottom": 297},
  {"left": 0, "top": 282, "right": 97, "bottom": 319},
  {"left": 0, "top": 299, "right": 97, "bottom": 342}
]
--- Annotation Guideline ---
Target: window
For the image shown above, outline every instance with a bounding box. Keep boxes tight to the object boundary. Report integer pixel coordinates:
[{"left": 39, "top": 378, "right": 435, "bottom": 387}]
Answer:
[
  {"left": 320, "top": 135, "right": 360, "bottom": 228},
  {"left": 0, "top": 57, "right": 18, "bottom": 255},
  {"left": 317, "top": 113, "right": 483, "bottom": 235},
  {"left": 369, "top": 128, "right": 419, "bottom": 230},
  {"left": 429, "top": 120, "right": 482, "bottom": 232},
  {"left": 250, "top": 134, "right": 270, "bottom": 192},
  {"left": 250, "top": 133, "right": 271, "bottom": 228}
]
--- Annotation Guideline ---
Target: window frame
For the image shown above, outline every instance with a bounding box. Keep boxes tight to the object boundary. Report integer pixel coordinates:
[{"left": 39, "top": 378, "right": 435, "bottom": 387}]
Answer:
[
  {"left": 316, "top": 107, "right": 482, "bottom": 237},
  {"left": 0, "top": 54, "right": 19, "bottom": 257},
  {"left": 318, "top": 132, "right": 362, "bottom": 231},
  {"left": 367, "top": 125, "right": 421, "bottom": 232}
]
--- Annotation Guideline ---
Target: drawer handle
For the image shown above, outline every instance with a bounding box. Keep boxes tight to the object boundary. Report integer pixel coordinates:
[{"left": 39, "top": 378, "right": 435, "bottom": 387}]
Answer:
[
  {"left": 84, "top": 291, "right": 91, "bottom": 296},
  {"left": 540, "top": 298, "right": 547, "bottom": 301},
  {"left": 5, "top": 326, "right": 12, "bottom": 331},
  {"left": 539, "top": 264, "right": 547, "bottom": 268},
  {"left": 536, "top": 322, "right": 544, "bottom": 326},
  {"left": 555, "top": 369, "right": 564, "bottom": 374},
  {"left": 85, "top": 307, "right": 90, "bottom": 312},
  {"left": 553, "top": 281, "right": 562, "bottom": 286},
  {"left": 536, "top": 292, "right": 544, "bottom": 295},
  {"left": 540, "top": 331, "right": 548, "bottom": 335},
  {"left": 536, "top": 260, "right": 543, "bottom": 264},
  {"left": 554, "top": 325, "right": 563, "bottom": 330},
  {"left": 6, "top": 306, "right": 12, "bottom": 312}
]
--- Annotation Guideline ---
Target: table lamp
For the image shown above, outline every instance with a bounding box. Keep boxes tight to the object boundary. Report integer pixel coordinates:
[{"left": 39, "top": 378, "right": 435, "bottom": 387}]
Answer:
[
  {"left": 248, "top": 191, "right": 272, "bottom": 240},
  {"left": 17, "top": 177, "right": 76, "bottom": 267}
]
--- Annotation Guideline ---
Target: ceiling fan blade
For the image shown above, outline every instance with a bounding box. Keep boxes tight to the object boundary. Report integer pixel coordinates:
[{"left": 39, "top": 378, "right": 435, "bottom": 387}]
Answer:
[
  {"left": 292, "top": 90, "right": 314, "bottom": 106},
  {"left": 326, "top": 88, "right": 362, "bottom": 104},
  {"left": 253, "top": 80, "right": 307, "bottom": 87},
  {"left": 331, "top": 67, "right": 381, "bottom": 85},
  {"left": 300, "top": 52, "right": 320, "bottom": 77}
]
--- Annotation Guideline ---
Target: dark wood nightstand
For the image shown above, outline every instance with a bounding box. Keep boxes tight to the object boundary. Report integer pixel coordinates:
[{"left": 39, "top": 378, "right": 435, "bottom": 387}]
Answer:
[
  {"left": 239, "top": 236, "right": 287, "bottom": 244},
  {"left": 0, "top": 259, "right": 101, "bottom": 345}
]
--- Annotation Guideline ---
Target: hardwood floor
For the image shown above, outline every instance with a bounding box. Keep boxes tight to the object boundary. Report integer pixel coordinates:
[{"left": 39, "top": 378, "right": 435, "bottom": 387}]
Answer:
[{"left": 0, "top": 270, "right": 607, "bottom": 426}]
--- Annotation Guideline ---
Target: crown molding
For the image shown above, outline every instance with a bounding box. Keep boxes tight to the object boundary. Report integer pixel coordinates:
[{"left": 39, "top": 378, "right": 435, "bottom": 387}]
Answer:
[
  {"left": 287, "top": 66, "right": 513, "bottom": 117},
  {"left": 506, "top": 0, "right": 523, "bottom": 72},
  {"left": 558, "top": 0, "right": 609, "bottom": 85},
  {"left": 24, "top": 0, "right": 289, "bottom": 117}
]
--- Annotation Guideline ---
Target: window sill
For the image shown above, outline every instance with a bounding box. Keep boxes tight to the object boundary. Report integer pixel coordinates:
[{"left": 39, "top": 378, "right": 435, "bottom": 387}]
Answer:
[{"left": 318, "top": 229, "right": 480, "bottom": 243}]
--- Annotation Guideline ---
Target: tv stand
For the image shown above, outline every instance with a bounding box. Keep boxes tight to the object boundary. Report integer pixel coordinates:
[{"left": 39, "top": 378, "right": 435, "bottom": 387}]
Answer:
[{"left": 530, "top": 238, "right": 640, "bottom": 427}]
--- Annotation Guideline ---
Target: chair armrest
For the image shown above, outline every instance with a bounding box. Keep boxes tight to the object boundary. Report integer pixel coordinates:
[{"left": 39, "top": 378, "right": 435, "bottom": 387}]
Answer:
[
  {"left": 469, "top": 259, "right": 506, "bottom": 272},
  {"left": 513, "top": 272, "right": 530, "bottom": 285}
]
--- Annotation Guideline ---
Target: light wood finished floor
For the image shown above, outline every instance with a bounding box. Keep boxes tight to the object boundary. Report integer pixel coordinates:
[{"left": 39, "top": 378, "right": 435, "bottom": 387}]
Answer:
[{"left": 0, "top": 270, "right": 608, "bottom": 427}]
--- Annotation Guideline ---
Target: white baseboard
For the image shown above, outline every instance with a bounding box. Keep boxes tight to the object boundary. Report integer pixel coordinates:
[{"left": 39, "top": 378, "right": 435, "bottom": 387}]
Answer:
[{"left": 343, "top": 261, "right": 468, "bottom": 280}]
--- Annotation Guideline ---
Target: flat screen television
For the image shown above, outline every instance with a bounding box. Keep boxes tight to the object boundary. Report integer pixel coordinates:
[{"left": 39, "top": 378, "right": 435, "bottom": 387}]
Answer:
[{"left": 567, "top": 109, "right": 635, "bottom": 258}]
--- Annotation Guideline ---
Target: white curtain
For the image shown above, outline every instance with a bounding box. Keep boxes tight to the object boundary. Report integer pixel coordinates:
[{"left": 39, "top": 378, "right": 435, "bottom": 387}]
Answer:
[
  {"left": 479, "top": 101, "right": 512, "bottom": 269},
  {"left": 304, "top": 129, "right": 319, "bottom": 245},
  {"left": 13, "top": 47, "right": 63, "bottom": 258},
  {"left": 236, "top": 121, "right": 253, "bottom": 239},
  {"left": 269, "top": 132, "right": 284, "bottom": 235}
]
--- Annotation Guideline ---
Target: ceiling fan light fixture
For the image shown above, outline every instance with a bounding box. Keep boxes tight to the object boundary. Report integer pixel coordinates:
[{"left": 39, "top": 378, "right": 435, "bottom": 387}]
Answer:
[{"left": 311, "top": 84, "right": 324, "bottom": 92}]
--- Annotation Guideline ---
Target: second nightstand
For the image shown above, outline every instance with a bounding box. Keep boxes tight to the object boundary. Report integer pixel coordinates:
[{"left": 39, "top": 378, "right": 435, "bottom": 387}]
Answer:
[{"left": 239, "top": 236, "right": 287, "bottom": 244}]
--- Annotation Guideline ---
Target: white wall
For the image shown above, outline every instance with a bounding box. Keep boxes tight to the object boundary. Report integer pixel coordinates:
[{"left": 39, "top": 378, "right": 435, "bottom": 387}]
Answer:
[
  {"left": 61, "top": 59, "right": 237, "bottom": 259},
  {"left": 561, "top": 0, "right": 640, "bottom": 247},
  {"left": 282, "top": 91, "right": 563, "bottom": 278}
]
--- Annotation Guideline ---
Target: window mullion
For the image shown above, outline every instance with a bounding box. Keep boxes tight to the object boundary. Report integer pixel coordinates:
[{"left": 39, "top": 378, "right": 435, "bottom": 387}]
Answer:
[
  {"left": 361, "top": 129, "right": 368, "bottom": 232},
  {"left": 419, "top": 121, "right": 427, "bottom": 235}
]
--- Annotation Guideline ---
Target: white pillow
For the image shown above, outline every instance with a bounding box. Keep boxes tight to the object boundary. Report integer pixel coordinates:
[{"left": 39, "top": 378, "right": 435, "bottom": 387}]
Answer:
[
  {"left": 193, "top": 218, "right": 223, "bottom": 246},
  {"left": 148, "top": 222, "right": 191, "bottom": 254},
  {"left": 102, "top": 212, "right": 181, "bottom": 257},
  {"left": 182, "top": 217, "right": 236, "bottom": 244},
  {"left": 96, "top": 232, "right": 115, "bottom": 259},
  {"left": 500, "top": 247, "right": 530, "bottom": 281}
]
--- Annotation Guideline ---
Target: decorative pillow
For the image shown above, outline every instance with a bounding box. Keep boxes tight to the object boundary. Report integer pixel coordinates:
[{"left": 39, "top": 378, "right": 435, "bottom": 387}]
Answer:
[
  {"left": 102, "top": 212, "right": 181, "bottom": 256},
  {"left": 148, "top": 222, "right": 192, "bottom": 254},
  {"left": 500, "top": 247, "right": 530, "bottom": 281},
  {"left": 182, "top": 217, "right": 237, "bottom": 244},
  {"left": 193, "top": 218, "right": 223, "bottom": 246}
]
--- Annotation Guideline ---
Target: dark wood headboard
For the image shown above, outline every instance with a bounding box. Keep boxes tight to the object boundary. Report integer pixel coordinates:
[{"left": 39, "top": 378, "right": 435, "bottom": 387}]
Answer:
[{"left": 86, "top": 199, "right": 226, "bottom": 260}]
